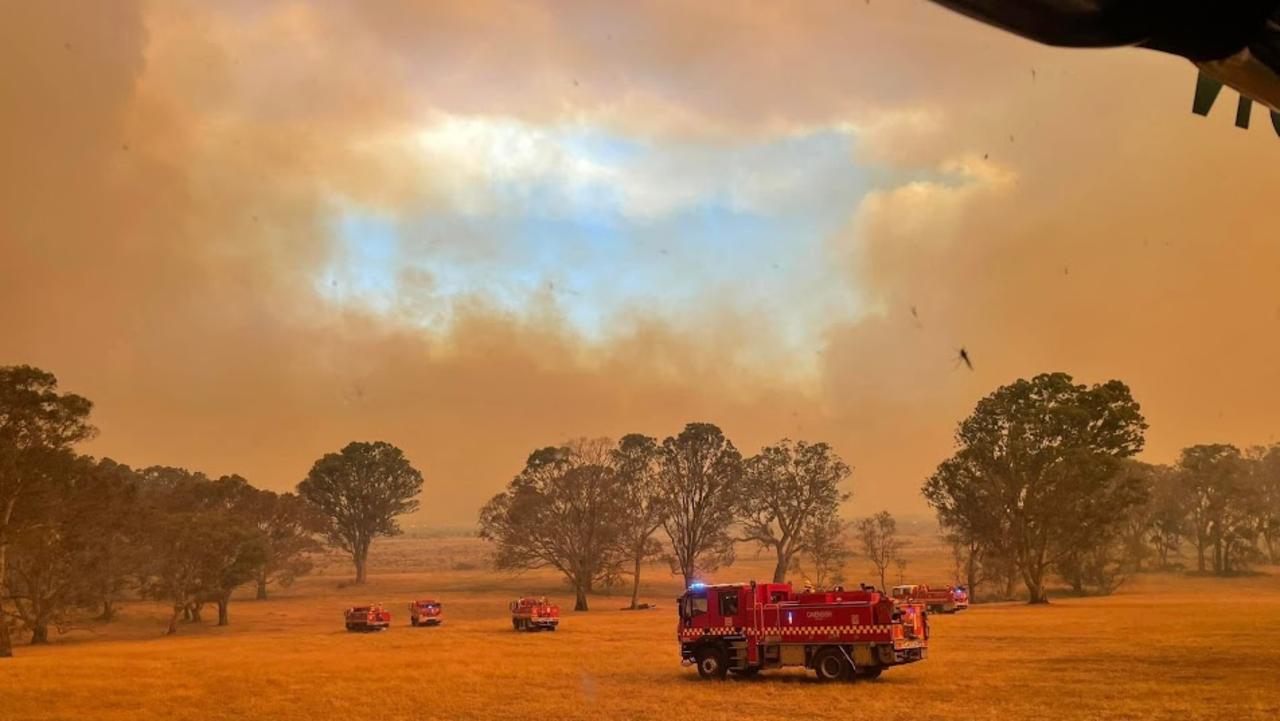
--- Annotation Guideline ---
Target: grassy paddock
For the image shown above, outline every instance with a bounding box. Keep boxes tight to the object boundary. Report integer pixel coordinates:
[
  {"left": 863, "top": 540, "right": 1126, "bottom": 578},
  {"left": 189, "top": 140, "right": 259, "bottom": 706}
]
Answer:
[{"left": 2, "top": 534, "right": 1278, "bottom": 721}]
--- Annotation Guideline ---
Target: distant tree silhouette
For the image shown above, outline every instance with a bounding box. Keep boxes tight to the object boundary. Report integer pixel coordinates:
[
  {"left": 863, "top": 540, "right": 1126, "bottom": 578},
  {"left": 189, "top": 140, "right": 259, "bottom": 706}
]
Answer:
[
  {"left": 856, "top": 511, "right": 901, "bottom": 591},
  {"left": 739, "top": 439, "right": 850, "bottom": 583},
  {"left": 1177, "top": 444, "right": 1259, "bottom": 574},
  {"left": 5, "top": 455, "right": 142, "bottom": 643},
  {"left": 242, "top": 488, "right": 323, "bottom": 600},
  {"left": 1254, "top": 445, "right": 1280, "bottom": 563},
  {"left": 136, "top": 468, "right": 267, "bottom": 631},
  {"left": 479, "top": 438, "right": 628, "bottom": 611},
  {"left": 0, "top": 366, "right": 96, "bottom": 658},
  {"left": 612, "top": 434, "right": 666, "bottom": 609},
  {"left": 297, "top": 441, "right": 422, "bottom": 584},
  {"left": 800, "top": 515, "right": 853, "bottom": 588},
  {"left": 78, "top": 458, "right": 142, "bottom": 621},
  {"left": 656, "top": 423, "right": 743, "bottom": 589},
  {"left": 924, "top": 373, "right": 1147, "bottom": 603}
]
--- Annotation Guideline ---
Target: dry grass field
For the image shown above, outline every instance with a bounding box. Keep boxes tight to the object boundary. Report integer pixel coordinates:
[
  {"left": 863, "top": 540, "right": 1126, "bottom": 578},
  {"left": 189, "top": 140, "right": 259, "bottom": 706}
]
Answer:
[{"left": 3, "top": 530, "right": 1278, "bottom": 721}]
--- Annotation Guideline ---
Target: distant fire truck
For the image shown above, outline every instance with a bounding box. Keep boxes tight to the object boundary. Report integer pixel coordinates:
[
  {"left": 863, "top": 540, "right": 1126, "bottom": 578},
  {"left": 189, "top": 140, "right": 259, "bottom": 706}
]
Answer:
[
  {"left": 890, "top": 584, "right": 969, "bottom": 614},
  {"left": 408, "top": 599, "right": 443, "bottom": 626},
  {"left": 344, "top": 603, "right": 392, "bottom": 632},
  {"left": 509, "top": 596, "right": 559, "bottom": 631},
  {"left": 677, "top": 582, "right": 928, "bottom": 681}
]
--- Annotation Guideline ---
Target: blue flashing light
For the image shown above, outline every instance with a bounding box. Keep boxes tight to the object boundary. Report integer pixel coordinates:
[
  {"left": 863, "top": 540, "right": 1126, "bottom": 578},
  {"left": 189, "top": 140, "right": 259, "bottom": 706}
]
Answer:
[{"left": 689, "top": 582, "right": 706, "bottom": 590}]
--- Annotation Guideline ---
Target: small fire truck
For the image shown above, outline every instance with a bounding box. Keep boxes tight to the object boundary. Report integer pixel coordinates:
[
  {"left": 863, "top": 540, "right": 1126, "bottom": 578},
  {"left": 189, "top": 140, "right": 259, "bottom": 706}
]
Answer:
[
  {"left": 677, "top": 582, "right": 928, "bottom": 681},
  {"left": 344, "top": 603, "right": 392, "bottom": 632},
  {"left": 408, "top": 599, "right": 443, "bottom": 626},
  {"left": 509, "top": 596, "right": 559, "bottom": 631},
  {"left": 890, "top": 584, "right": 969, "bottom": 614}
]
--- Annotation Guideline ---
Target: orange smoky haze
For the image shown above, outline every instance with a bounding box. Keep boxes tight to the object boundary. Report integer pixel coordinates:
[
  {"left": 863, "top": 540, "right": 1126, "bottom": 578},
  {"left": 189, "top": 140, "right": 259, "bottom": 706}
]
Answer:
[{"left": 1, "top": 1, "right": 1277, "bottom": 527}]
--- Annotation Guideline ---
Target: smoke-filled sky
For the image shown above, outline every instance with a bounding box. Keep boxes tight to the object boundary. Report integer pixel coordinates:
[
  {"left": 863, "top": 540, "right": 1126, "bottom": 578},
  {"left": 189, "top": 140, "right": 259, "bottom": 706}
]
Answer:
[{"left": 3, "top": 1, "right": 1277, "bottom": 526}]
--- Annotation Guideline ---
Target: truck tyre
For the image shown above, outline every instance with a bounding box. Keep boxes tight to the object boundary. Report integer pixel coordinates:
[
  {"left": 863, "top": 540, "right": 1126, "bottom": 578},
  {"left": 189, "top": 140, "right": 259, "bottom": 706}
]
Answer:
[
  {"left": 694, "top": 645, "right": 729, "bottom": 680},
  {"left": 345, "top": 624, "right": 355, "bottom": 632},
  {"left": 512, "top": 618, "right": 521, "bottom": 631},
  {"left": 812, "top": 648, "right": 851, "bottom": 682},
  {"left": 411, "top": 618, "right": 418, "bottom": 627}
]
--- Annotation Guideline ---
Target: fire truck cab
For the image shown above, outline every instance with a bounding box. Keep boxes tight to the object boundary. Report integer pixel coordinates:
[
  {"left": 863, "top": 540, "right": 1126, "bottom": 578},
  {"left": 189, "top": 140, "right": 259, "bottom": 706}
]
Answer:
[
  {"left": 677, "top": 582, "right": 928, "bottom": 681},
  {"left": 344, "top": 604, "right": 392, "bottom": 632},
  {"left": 509, "top": 596, "right": 559, "bottom": 631},
  {"left": 891, "top": 584, "right": 969, "bottom": 614},
  {"left": 409, "top": 599, "right": 443, "bottom": 626}
]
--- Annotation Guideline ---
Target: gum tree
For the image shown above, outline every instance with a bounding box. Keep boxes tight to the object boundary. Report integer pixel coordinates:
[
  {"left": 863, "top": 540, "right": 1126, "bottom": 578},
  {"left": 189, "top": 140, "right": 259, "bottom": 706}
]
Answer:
[
  {"left": 923, "top": 373, "right": 1147, "bottom": 603},
  {"left": 656, "top": 423, "right": 743, "bottom": 588},
  {"left": 739, "top": 439, "right": 850, "bottom": 583},
  {"left": 479, "top": 439, "right": 628, "bottom": 611},
  {"left": 0, "top": 366, "right": 96, "bottom": 658},
  {"left": 297, "top": 441, "right": 423, "bottom": 584}
]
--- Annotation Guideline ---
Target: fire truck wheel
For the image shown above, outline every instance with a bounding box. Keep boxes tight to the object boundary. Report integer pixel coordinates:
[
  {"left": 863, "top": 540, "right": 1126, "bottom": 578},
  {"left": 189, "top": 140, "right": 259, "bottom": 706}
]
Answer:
[
  {"left": 345, "top": 624, "right": 355, "bottom": 632},
  {"left": 694, "top": 645, "right": 729, "bottom": 680},
  {"left": 411, "top": 618, "right": 418, "bottom": 627},
  {"left": 812, "top": 648, "right": 851, "bottom": 682},
  {"left": 512, "top": 618, "right": 522, "bottom": 631}
]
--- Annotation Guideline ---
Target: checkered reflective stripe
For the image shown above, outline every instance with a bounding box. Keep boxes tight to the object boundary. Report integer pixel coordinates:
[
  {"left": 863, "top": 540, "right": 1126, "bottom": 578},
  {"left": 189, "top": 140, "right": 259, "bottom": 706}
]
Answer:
[
  {"left": 680, "top": 627, "right": 742, "bottom": 638},
  {"left": 680, "top": 625, "right": 894, "bottom": 639}
]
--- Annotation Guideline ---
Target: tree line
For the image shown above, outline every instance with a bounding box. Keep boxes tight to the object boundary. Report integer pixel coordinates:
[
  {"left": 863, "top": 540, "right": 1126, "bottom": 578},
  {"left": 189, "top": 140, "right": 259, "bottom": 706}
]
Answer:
[
  {"left": 479, "top": 424, "right": 855, "bottom": 610},
  {"left": 11, "top": 361, "right": 1269, "bottom": 651},
  {"left": 924, "top": 372, "right": 1280, "bottom": 604},
  {"left": 0, "top": 365, "right": 425, "bottom": 658}
]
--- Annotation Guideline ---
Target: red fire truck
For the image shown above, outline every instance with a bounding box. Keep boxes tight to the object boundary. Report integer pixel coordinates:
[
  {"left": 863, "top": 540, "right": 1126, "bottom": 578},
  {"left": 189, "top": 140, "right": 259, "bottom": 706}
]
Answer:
[
  {"left": 344, "top": 603, "right": 392, "bottom": 632},
  {"left": 408, "top": 599, "right": 443, "bottom": 626},
  {"left": 509, "top": 596, "right": 559, "bottom": 631},
  {"left": 890, "top": 584, "right": 969, "bottom": 614},
  {"left": 677, "top": 582, "right": 928, "bottom": 681}
]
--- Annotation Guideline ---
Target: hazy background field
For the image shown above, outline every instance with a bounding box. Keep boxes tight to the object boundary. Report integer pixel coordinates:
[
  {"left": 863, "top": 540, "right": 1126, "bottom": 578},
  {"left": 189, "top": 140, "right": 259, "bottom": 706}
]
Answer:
[{"left": 3, "top": 526, "right": 1277, "bottom": 721}]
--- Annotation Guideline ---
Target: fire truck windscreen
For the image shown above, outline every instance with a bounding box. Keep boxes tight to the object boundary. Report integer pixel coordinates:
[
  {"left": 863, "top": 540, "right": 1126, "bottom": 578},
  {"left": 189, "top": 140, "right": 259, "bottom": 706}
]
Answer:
[{"left": 680, "top": 594, "right": 708, "bottom": 619}]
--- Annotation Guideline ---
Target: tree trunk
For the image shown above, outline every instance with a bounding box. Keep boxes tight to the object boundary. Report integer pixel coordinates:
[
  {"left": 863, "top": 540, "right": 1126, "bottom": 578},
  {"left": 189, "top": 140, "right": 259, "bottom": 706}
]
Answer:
[
  {"left": 354, "top": 548, "right": 368, "bottom": 584},
  {"left": 628, "top": 552, "right": 642, "bottom": 609},
  {"left": 573, "top": 582, "right": 589, "bottom": 612},
  {"left": 166, "top": 605, "right": 181, "bottom": 635},
  {"left": 681, "top": 556, "right": 696, "bottom": 590},
  {"left": 1196, "top": 539, "right": 1206, "bottom": 572},
  {"left": 0, "top": 616, "right": 11, "bottom": 658},
  {"left": 29, "top": 622, "right": 48, "bottom": 645},
  {"left": 877, "top": 566, "right": 887, "bottom": 592},
  {"left": 1066, "top": 557, "right": 1084, "bottom": 593},
  {"left": 0, "top": 497, "right": 15, "bottom": 658},
  {"left": 1024, "top": 565, "right": 1049, "bottom": 604},
  {"left": 965, "top": 545, "right": 980, "bottom": 602},
  {"left": 256, "top": 577, "right": 269, "bottom": 601},
  {"left": 98, "top": 598, "right": 116, "bottom": 622},
  {"left": 187, "top": 602, "right": 203, "bottom": 623},
  {"left": 217, "top": 596, "right": 230, "bottom": 626},
  {"left": 771, "top": 547, "right": 788, "bottom": 584}
]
